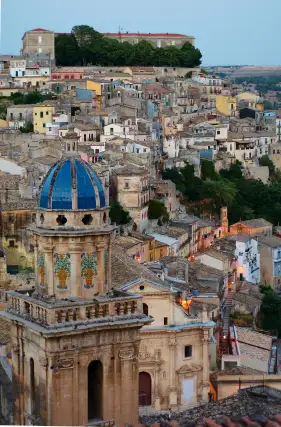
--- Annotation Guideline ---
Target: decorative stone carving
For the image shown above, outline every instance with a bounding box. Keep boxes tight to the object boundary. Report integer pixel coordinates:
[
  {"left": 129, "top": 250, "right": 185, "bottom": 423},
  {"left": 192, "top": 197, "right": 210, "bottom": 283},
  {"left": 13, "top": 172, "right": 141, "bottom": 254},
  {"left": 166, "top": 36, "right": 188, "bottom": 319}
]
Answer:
[
  {"left": 54, "top": 253, "right": 71, "bottom": 290},
  {"left": 12, "top": 343, "right": 19, "bottom": 353},
  {"left": 57, "top": 358, "right": 74, "bottom": 369},
  {"left": 177, "top": 364, "right": 202, "bottom": 375},
  {"left": 138, "top": 344, "right": 151, "bottom": 360},
  {"left": 39, "top": 357, "right": 48, "bottom": 368},
  {"left": 169, "top": 337, "right": 177, "bottom": 347},
  {"left": 81, "top": 252, "right": 97, "bottom": 289},
  {"left": 119, "top": 349, "right": 134, "bottom": 360}
]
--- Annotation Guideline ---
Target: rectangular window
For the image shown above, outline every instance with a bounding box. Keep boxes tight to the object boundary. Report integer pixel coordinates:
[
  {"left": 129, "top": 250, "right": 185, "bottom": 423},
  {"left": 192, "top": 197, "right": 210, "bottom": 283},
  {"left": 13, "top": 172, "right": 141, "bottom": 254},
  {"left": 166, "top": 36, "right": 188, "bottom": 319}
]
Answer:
[
  {"left": 46, "top": 111, "right": 49, "bottom": 115},
  {"left": 164, "top": 317, "right": 168, "bottom": 325},
  {"left": 40, "top": 112, "right": 43, "bottom": 118},
  {"left": 38, "top": 35, "right": 42, "bottom": 44},
  {"left": 110, "top": 127, "right": 114, "bottom": 135},
  {"left": 10, "top": 113, "right": 13, "bottom": 120},
  {"left": 184, "top": 345, "right": 192, "bottom": 358},
  {"left": 43, "top": 123, "right": 46, "bottom": 128},
  {"left": 124, "top": 182, "right": 129, "bottom": 189},
  {"left": 38, "top": 47, "right": 42, "bottom": 54},
  {"left": 19, "top": 113, "right": 23, "bottom": 120},
  {"left": 9, "top": 240, "right": 15, "bottom": 247},
  {"left": 157, "top": 39, "right": 162, "bottom": 48}
]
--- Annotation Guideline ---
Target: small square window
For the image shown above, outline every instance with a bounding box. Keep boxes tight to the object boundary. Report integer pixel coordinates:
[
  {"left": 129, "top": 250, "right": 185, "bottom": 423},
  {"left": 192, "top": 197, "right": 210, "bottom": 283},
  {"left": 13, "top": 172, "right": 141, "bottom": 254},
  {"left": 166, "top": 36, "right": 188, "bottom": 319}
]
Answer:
[
  {"left": 184, "top": 345, "right": 192, "bottom": 358},
  {"left": 9, "top": 240, "right": 15, "bottom": 247},
  {"left": 40, "top": 112, "right": 43, "bottom": 118},
  {"left": 46, "top": 111, "right": 49, "bottom": 115}
]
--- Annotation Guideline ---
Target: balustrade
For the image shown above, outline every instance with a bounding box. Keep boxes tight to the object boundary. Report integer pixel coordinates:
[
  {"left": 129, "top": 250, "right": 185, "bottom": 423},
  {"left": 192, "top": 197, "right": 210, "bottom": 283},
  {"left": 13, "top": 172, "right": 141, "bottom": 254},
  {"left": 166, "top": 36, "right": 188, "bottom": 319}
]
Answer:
[{"left": 7, "top": 295, "right": 140, "bottom": 327}]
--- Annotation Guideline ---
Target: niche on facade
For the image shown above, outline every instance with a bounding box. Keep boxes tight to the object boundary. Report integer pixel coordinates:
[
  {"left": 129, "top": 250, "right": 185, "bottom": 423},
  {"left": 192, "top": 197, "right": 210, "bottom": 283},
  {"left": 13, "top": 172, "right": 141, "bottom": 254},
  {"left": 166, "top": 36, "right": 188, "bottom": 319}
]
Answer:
[
  {"left": 40, "top": 213, "right": 44, "bottom": 224},
  {"left": 56, "top": 215, "right": 67, "bottom": 226},
  {"left": 82, "top": 214, "right": 93, "bottom": 225}
]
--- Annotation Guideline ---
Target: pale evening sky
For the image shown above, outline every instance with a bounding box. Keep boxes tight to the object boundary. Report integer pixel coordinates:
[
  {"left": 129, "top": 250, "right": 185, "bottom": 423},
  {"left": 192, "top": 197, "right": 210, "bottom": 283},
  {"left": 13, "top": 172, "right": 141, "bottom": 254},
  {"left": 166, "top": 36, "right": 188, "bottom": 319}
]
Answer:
[{"left": 2, "top": 0, "right": 280, "bottom": 66}]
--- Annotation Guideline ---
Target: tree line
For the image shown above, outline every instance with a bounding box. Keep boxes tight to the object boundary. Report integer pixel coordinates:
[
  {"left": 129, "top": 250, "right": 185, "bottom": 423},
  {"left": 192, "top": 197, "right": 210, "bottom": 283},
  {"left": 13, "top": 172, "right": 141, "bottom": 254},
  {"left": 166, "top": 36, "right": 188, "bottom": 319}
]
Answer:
[
  {"left": 162, "top": 157, "right": 281, "bottom": 225},
  {"left": 55, "top": 25, "right": 202, "bottom": 67}
]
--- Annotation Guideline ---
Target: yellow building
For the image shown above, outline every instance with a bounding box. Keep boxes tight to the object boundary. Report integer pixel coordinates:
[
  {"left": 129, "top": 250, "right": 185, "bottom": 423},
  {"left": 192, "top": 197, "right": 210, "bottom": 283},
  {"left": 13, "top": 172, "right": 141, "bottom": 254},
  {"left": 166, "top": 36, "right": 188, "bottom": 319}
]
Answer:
[
  {"left": 216, "top": 94, "right": 237, "bottom": 116},
  {"left": 86, "top": 80, "right": 103, "bottom": 110},
  {"left": 236, "top": 91, "right": 264, "bottom": 112},
  {"left": 33, "top": 102, "right": 55, "bottom": 134}
]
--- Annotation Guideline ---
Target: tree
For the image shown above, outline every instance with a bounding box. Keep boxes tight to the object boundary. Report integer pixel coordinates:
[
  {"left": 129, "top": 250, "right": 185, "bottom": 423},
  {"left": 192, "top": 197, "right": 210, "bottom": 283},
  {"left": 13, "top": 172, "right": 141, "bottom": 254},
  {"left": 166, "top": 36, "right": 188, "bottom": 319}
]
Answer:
[
  {"left": 109, "top": 203, "right": 131, "bottom": 225},
  {"left": 201, "top": 159, "right": 219, "bottom": 181},
  {"left": 185, "top": 71, "right": 192, "bottom": 79},
  {"left": 258, "top": 292, "right": 281, "bottom": 337},
  {"left": 259, "top": 155, "right": 276, "bottom": 179},
  {"left": 55, "top": 34, "right": 81, "bottom": 66},
  {"left": 202, "top": 179, "right": 237, "bottom": 209},
  {"left": 55, "top": 26, "right": 202, "bottom": 67},
  {"left": 148, "top": 200, "right": 169, "bottom": 223},
  {"left": 220, "top": 162, "right": 243, "bottom": 181},
  {"left": 20, "top": 121, "right": 33, "bottom": 133}
]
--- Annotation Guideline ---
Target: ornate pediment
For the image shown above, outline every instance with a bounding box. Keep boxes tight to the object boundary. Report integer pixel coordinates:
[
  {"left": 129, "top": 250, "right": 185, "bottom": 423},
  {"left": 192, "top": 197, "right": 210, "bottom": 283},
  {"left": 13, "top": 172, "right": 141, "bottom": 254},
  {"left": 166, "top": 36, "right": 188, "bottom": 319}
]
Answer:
[
  {"left": 177, "top": 364, "right": 202, "bottom": 375},
  {"left": 57, "top": 358, "right": 74, "bottom": 369}
]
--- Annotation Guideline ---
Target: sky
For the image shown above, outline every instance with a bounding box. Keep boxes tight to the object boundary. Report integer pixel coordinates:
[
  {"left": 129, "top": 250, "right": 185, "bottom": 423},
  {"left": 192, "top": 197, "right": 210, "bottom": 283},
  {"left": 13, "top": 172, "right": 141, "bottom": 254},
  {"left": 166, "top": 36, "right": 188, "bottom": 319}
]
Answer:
[{"left": 1, "top": 0, "right": 281, "bottom": 66}]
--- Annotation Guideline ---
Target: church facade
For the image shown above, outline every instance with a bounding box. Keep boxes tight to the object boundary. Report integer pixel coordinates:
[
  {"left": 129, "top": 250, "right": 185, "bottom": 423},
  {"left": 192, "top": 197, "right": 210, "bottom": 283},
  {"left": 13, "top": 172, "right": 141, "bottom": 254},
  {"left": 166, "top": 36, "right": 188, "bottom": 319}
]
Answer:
[{"left": 0, "top": 132, "right": 151, "bottom": 426}]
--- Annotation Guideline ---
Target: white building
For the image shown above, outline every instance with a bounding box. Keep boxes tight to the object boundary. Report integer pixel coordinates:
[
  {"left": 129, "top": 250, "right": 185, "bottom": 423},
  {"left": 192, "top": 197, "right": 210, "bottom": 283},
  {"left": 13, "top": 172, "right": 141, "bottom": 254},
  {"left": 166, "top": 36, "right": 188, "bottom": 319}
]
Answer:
[
  {"left": 192, "top": 74, "right": 223, "bottom": 86},
  {"left": 103, "top": 123, "right": 130, "bottom": 139},
  {"left": 9, "top": 58, "right": 26, "bottom": 77},
  {"left": 163, "top": 136, "right": 180, "bottom": 158},
  {"left": 229, "top": 235, "right": 260, "bottom": 284}
]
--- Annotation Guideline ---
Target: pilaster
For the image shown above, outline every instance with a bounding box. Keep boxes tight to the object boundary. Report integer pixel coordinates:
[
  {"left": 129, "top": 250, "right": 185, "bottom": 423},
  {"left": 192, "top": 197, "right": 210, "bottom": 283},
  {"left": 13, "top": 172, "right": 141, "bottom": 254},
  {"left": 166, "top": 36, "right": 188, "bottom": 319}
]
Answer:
[
  {"left": 201, "top": 329, "right": 210, "bottom": 402},
  {"left": 168, "top": 336, "right": 177, "bottom": 406},
  {"left": 97, "top": 244, "right": 105, "bottom": 294},
  {"left": 43, "top": 243, "right": 54, "bottom": 295}
]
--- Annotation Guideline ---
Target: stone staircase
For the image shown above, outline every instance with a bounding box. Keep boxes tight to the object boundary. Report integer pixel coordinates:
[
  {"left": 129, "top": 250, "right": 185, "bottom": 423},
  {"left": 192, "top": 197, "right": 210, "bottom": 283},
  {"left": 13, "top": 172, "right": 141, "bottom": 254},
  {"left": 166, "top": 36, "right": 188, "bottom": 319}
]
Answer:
[{"left": 221, "top": 288, "right": 232, "bottom": 353}]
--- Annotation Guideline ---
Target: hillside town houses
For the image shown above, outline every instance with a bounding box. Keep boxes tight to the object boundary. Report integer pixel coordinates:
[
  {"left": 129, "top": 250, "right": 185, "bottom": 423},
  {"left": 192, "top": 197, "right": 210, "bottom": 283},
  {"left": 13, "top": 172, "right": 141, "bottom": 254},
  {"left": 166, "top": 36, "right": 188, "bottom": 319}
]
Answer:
[{"left": 1, "top": 27, "right": 281, "bottom": 427}]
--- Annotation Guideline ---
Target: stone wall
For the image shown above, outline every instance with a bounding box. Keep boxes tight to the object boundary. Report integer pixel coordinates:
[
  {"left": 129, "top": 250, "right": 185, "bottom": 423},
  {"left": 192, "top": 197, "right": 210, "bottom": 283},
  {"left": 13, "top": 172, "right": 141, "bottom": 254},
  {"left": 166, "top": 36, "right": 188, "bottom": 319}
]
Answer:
[{"left": 0, "top": 356, "right": 13, "bottom": 425}]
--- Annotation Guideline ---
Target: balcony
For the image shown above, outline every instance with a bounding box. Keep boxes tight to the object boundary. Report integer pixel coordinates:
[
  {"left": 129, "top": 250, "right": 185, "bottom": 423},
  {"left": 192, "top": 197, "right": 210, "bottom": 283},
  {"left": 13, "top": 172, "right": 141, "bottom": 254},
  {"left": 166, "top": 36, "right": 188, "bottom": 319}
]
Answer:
[{"left": 4, "top": 290, "right": 146, "bottom": 331}]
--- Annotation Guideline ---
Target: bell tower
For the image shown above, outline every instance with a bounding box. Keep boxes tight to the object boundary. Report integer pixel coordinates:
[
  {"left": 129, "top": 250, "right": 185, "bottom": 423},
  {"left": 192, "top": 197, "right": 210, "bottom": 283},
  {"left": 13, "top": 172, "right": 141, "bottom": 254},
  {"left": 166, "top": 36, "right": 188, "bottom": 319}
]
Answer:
[
  {"left": 220, "top": 206, "right": 229, "bottom": 237},
  {"left": 0, "top": 132, "right": 151, "bottom": 426}
]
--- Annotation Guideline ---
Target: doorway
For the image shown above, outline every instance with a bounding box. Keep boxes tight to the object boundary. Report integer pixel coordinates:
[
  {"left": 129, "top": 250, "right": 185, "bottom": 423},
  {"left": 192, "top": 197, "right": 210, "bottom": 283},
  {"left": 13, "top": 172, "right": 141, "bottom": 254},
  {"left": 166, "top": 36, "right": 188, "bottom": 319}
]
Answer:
[
  {"left": 139, "top": 372, "right": 152, "bottom": 406},
  {"left": 88, "top": 360, "right": 103, "bottom": 421}
]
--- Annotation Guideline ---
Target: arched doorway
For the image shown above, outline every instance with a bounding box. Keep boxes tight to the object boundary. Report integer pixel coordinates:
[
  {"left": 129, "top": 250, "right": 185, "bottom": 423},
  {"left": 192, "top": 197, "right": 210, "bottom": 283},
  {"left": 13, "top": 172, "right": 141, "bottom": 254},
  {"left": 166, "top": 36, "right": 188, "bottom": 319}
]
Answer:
[
  {"left": 139, "top": 372, "right": 152, "bottom": 406},
  {"left": 88, "top": 360, "right": 103, "bottom": 421}
]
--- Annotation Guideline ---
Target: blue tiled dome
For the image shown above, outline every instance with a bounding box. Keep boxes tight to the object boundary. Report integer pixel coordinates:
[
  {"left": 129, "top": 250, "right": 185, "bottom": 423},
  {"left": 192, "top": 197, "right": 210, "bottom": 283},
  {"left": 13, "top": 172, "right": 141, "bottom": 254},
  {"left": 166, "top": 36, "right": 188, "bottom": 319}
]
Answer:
[{"left": 39, "top": 158, "right": 106, "bottom": 210}]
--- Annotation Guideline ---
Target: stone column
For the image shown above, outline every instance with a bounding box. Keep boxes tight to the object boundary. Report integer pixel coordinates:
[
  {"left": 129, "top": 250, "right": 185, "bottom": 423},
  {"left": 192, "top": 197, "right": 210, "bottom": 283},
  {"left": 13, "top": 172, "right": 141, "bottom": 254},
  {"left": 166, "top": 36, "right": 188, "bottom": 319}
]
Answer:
[
  {"left": 12, "top": 340, "right": 21, "bottom": 425},
  {"left": 44, "top": 243, "right": 54, "bottom": 295},
  {"left": 107, "top": 239, "right": 112, "bottom": 291},
  {"left": 119, "top": 348, "right": 138, "bottom": 425},
  {"left": 96, "top": 244, "right": 105, "bottom": 294},
  {"left": 168, "top": 336, "right": 177, "bottom": 406},
  {"left": 154, "top": 365, "right": 161, "bottom": 411},
  {"left": 201, "top": 329, "right": 210, "bottom": 402}
]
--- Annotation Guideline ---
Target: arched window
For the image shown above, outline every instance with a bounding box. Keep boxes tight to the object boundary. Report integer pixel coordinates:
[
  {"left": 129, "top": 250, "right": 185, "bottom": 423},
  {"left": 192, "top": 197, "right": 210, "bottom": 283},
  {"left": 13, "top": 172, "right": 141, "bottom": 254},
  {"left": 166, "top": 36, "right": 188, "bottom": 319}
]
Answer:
[
  {"left": 30, "top": 358, "right": 35, "bottom": 416},
  {"left": 143, "top": 303, "right": 149, "bottom": 316},
  {"left": 88, "top": 361, "right": 103, "bottom": 421}
]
